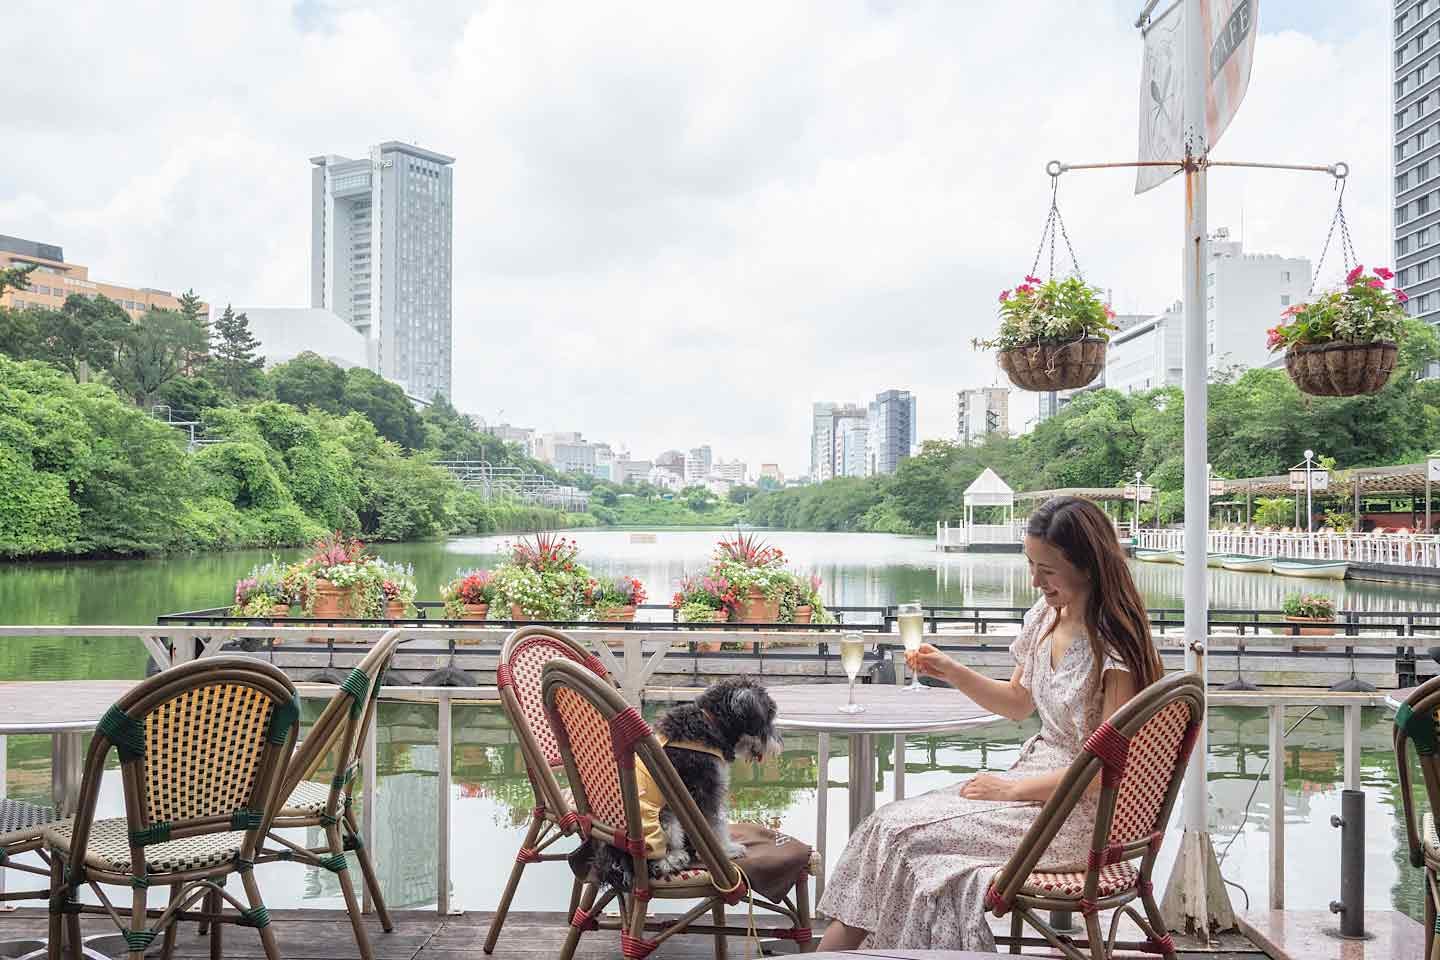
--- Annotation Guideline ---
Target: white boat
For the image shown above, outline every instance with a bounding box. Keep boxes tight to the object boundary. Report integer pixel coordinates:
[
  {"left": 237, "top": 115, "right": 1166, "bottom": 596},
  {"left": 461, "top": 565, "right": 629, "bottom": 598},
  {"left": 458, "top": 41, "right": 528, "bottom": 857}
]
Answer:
[
  {"left": 629, "top": 532, "right": 657, "bottom": 544},
  {"left": 1135, "top": 549, "right": 1179, "bottom": 564},
  {"left": 1273, "top": 559, "right": 1349, "bottom": 581},
  {"left": 1206, "top": 554, "right": 1228, "bottom": 569},
  {"left": 1221, "top": 555, "right": 1275, "bottom": 574}
]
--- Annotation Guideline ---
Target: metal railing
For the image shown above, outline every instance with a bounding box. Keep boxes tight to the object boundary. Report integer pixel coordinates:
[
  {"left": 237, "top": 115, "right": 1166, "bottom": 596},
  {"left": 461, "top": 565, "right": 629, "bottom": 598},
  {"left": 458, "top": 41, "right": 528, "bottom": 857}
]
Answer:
[
  {"left": 0, "top": 625, "right": 1411, "bottom": 916},
  {"left": 1139, "top": 527, "right": 1440, "bottom": 568}
]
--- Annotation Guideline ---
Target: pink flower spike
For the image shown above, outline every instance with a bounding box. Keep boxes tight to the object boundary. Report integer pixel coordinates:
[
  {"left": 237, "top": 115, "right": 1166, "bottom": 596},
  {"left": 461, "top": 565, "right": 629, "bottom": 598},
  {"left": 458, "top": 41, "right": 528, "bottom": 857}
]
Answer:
[
  {"left": 1345, "top": 265, "right": 1365, "bottom": 285},
  {"left": 1396, "top": 289, "right": 1410, "bottom": 303},
  {"left": 1374, "top": 266, "right": 1395, "bottom": 280},
  {"left": 998, "top": 289, "right": 1011, "bottom": 302}
]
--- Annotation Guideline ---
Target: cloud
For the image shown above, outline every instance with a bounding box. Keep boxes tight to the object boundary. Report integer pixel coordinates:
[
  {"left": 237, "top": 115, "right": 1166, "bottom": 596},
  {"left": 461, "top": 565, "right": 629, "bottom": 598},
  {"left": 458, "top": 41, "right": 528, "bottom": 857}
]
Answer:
[{"left": 0, "top": 0, "right": 1389, "bottom": 477}]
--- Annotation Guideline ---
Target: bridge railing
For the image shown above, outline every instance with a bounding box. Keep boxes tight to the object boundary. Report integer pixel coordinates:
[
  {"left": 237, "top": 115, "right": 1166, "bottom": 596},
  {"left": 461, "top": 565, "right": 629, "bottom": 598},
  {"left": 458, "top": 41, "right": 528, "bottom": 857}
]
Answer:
[{"left": 1138, "top": 528, "right": 1440, "bottom": 567}]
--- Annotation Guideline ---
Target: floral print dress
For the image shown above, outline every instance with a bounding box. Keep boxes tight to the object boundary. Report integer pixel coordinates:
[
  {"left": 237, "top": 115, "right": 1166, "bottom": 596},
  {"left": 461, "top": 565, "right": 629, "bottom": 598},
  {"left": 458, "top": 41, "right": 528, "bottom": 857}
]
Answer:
[{"left": 817, "top": 597, "right": 1129, "bottom": 951}]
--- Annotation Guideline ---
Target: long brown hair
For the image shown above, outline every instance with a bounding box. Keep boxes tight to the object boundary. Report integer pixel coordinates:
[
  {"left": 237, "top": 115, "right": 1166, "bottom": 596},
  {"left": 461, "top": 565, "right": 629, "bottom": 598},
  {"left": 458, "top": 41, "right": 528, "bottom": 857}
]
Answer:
[{"left": 1025, "top": 496, "right": 1162, "bottom": 689}]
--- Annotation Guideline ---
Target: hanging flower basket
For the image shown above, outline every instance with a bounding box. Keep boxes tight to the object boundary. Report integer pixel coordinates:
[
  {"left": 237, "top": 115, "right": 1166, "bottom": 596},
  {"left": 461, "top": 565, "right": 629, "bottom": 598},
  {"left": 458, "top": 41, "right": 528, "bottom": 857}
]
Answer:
[
  {"left": 1270, "top": 266, "right": 1406, "bottom": 398},
  {"left": 998, "top": 336, "right": 1108, "bottom": 392},
  {"left": 975, "top": 276, "right": 1117, "bottom": 394},
  {"left": 1283, "top": 341, "right": 1398, "bottom": 397}
]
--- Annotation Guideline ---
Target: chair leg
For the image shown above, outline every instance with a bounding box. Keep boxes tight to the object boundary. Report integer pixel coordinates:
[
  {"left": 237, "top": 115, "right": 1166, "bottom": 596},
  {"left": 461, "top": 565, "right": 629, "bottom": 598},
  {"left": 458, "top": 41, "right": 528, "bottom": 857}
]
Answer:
[
  {"left": 483, "top": 809, "right": 545, "bottom": 954},
  {"left": 160, "top": 883, "right": 181, "bottom": 960},
  {"left": 1139, "top": 884, "right": 1178, "bottom": 960},
  {"left": 1009, "top": 910, "right": 1023, "bottom": 954},
  {"left": 558, "top": 878, "right": 598, "bottom": 960},
  {"left": 711, "top": 900, "right": 726, "bottom": 960},
  {"left": 46, "top": 857, "right": 62, "bottom": 960},
  {"left": 566, "top": 872, "right": 583, "bottom": 919},
  {"left": 1083, "top": 909, "right": 1107, "bottom": 960},
  {"left": 207, "top": 889, "right": 223, "bottom": 960},
  {"left": 793, "top": 872, "right": 814, "bottom": 953},
  {"left": 123, "top": 873, "right": 146, "bottom": 960},
  {"left": 238, "top": 867, "right": 281, "bottom": 960},
  {"left": 346, "top": 806, "right": 393, "bottom": 932},
  {"left": 1431, "top": 870, "right": 1440, "bottom": 960},
  {"left": 329, "top": 824, "right": 374, "bottom": 960}
]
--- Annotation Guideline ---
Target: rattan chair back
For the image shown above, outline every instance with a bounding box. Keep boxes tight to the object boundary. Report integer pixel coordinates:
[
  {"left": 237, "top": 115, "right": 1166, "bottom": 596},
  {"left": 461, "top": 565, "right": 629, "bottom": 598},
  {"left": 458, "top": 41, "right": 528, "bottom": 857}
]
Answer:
[
  {"left": 990, "top": 672, "right": 1204, "bottom": 910},
  {"left": 68, "top": 656, "right": 300, "bottom": 878},
  {"left": 499, "top": 625, "right": 612, "bottom": 814},
  {"left": 1394, "top": 674, "right": 1440, "bottom": 868},
  {"left": 541, "top": 658, "right": 741, "bottom": 900},
  {"left": 278, "top": 628, "right": 404, "bottom": 808}
]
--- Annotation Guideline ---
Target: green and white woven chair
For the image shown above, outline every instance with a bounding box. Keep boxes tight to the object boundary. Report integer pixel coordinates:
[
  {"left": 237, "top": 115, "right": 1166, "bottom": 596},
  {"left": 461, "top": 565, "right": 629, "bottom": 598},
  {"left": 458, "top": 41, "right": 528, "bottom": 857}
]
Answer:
[
  {"left": 1394, "top": 674, "right": 1440, "bottom": 960},
  {"left": 1, "top": 798, "right": 65, "bottom": 907},
  {"left": 258, "top": 628, "right": 404, "bottom": 960},
  {"left": 43, "top": 656, "right": 300, "bottom": 960}
]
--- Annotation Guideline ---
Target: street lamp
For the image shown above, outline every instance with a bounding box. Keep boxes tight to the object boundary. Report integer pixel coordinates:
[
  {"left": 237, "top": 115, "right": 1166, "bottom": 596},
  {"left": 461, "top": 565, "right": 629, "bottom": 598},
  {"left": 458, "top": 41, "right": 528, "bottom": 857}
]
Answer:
[{"left": 1134, "top": 470, "right": 1142, "bottom": 534}]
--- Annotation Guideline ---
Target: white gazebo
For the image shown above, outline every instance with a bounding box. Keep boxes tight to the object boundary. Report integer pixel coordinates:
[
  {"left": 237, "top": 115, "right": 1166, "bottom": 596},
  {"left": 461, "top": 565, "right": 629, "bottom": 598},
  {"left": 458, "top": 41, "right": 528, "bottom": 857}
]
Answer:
[{"left": 938, "top": 468, "right": 1021, "bottom": 551}]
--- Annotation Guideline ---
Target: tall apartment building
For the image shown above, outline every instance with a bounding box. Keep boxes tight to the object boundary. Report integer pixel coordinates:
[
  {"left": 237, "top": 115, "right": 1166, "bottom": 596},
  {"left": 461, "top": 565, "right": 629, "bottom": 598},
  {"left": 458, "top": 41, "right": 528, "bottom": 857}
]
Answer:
[
  {"left": 1394, "top": 1, "right": 1440, "bottom": 346},
  {"left": 483, "top": 423, "right": 537, "bottom": 457},
  {"left": 1104, "top": 230, "right": 1309, "bottom": 395},
  {"left": 810, "top": 403, "right": 867, "bottom": 481},
  {"left": 684, "top": 445, "right": 713, "bottom": 484},
  {"left": 759, "top": 464, "right": 784, "bottom": 487},
  {"left": 613, "top": 459, "right": 653, "bottom": 485},
  {"left": 714, "top": 459, "right": 748, "bottom": 484},
  {"left": 956, "top": 388, "right": 1010, "bottom": 445},
  {"left": 834, "top": 419, "right": 869, "bottom": 478},
  {"left": 0, "top": 235, "right": 207, "bottom": 319},
  {"left": 866, "top": 390, "right": 917, "bottom": 476},
  {"left": 311, "top": 141, "right": 454, "bottom": 401}
]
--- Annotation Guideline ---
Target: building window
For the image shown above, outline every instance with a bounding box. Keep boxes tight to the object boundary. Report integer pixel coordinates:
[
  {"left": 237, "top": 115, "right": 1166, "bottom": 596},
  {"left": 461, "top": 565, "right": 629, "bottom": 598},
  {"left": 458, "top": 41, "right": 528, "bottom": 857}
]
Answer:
[
  {"left": 1207, "top": 295, "right": 1214, "bottom": 308},
  {"left": 1400, "top": 236, "right": 1411, "bottom": 256},
  {"left": 1281, "top": 270, "right": 1291, "bottom": 282},
  {"left": 1401, "top": 171, "right": 1412, "bottom": 192},
  {"left": 1281, "top": 294, "right": 1291, "bottom": 306},
  {"left": 1420, "top": 195, "right": 1431, "bottom": 216}
]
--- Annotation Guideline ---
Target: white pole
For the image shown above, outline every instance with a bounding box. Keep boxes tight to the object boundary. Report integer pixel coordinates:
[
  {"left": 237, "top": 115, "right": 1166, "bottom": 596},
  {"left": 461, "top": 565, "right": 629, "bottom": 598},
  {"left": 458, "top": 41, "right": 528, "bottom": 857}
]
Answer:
[
  {"left": 1304, "top": 449, "right": 1315, "bottom": 533},
  {"left": 1179, "top": 0, "right": 1209, "bottom": 839}
]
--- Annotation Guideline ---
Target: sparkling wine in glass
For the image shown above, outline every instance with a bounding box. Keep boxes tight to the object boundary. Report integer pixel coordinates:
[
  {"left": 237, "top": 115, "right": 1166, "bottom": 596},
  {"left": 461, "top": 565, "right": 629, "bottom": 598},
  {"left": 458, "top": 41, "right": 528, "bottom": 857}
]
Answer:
[
  {"left": 898, "top": 601, "right": 927, "bottom": 693},
  {"left": 838, "top": 632, "right": 871, "bottom": 714}
]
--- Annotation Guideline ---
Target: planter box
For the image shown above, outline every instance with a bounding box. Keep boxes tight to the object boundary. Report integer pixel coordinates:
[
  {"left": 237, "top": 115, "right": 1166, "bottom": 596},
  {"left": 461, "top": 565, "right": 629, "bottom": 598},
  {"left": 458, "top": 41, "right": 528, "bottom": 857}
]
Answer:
[{"left": 595, "top": 605, "right": 637, "bottom": 622}]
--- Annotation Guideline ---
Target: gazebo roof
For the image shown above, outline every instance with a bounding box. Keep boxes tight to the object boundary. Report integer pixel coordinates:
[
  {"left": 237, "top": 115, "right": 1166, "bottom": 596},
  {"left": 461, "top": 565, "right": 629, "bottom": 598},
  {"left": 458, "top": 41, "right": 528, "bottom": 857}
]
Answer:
[
  {"left": 964, "top": 468, "right": 1015, "bottom": 506},
  {"left": 1015, "top": 486, "right": 1136, "bottom": 503}
]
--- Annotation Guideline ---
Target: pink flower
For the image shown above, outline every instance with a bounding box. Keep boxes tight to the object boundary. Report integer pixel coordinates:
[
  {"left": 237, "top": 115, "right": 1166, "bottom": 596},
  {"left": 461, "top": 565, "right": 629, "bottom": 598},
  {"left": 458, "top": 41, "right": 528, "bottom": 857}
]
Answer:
[
  {"left": 1367, "top": 277, "right": 1384, "bottom": 288},
  {"left": 1266, "top": 327, "right": 1285, "bottom": 350},
  {"left": 1282, "top": 303, "right": 1303, "bottom": 317},
  {"left": 1396, "top": 289, "right": 1410, "bottom": 303},
  {"left": 998, "top": 289, "right": 1011, "bottom": 302},
  {"left": 1345, "top": 265, "right": 1365, "bottom": 285},
  {"left": 1104, "top": 305, "right": 1116, "bottom": 319},
  {"left": 1015, "top": 284, "right": 1034, "bottom": 295},
  {"left": 1024, "top": 275, "right": 1042, "bottom": 285},
  {"left": 1374, "top": 266, "right": 1395, "bottom": 281}
]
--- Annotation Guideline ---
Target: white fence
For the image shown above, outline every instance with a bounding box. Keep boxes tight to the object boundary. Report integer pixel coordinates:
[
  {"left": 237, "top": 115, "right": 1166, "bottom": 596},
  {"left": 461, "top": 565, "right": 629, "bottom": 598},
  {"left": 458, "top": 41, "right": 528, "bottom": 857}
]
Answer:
[
  {"left": 1138, "top": 528, "right": 1440, "bottom": 568},
  {"left": 935, "top": 521, "right": 1023, "bottom": 548}
]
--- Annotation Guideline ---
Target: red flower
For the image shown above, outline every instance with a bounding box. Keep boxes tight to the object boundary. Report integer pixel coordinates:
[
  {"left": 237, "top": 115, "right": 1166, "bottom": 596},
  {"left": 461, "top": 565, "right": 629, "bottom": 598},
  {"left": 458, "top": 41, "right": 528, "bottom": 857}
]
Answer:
[
  {"left": 998, "top": 289, "right": 1011, "bottom": 303},
  {"left": 1015, "top": 283, "right": 1034, "bottom": 295},
  {"left": 1375, "top": 266, "right": 1395, "bottom": 281},
  {"left": 1024, "top": 275, "right": 1042, "bottom": 284},
  {"left": 1366, "top": 277, "right": 1384, "bottom": 288},
  {"left": 1345, "top": 265, "right": 1365, "bottom": 285},
  {"left": 1396, "top": 289, "right": 1410, "bottom": 303}
]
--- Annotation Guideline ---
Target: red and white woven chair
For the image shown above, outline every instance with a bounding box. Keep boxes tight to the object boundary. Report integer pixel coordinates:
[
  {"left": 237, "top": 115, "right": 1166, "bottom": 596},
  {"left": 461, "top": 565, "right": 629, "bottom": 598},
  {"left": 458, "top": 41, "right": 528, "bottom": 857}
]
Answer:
[
  {"left": 541, "top": 657, "right": 816, "bottom": 960},
  {"left": 986, "top": 672, "right": 1205, "bottom": 960},
  {"left": 483, "top": 626, "right": 614, "bottom": 955}
]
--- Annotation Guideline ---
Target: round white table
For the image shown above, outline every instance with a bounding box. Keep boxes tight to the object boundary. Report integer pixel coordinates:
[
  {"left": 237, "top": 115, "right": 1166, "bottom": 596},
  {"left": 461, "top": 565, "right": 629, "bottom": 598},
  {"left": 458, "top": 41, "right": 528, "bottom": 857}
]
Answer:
[
  {"left": 0, "top": 680, "right": 136, "bottom": 960},
  {"left": 770, "top": 683, "right": 1003, "bottom": 901}
]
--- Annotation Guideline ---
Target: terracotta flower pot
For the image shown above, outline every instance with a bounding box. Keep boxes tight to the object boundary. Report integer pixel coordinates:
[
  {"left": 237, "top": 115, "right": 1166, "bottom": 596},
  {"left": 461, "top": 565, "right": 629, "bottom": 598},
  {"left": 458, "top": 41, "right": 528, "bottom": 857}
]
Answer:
[
  {"left": 736, "top": 587, "right": 780, "bottom": 624},
  {"left": 270, "top": 604, "right": 290, "bottom": 646},
  {"left": 309, "top": 579, "right": 355, "bottom": 619},
  {"left": 1284, "top": 340, "right": 1397, "bottom": 396},
  {"left": 1283, "top": 615, "right": 1337, "bottom": 637},
  {"left": 510, "top": 603, "right": 533, "bottom": 622},
  {"left": 792, "top": 605, "right": 813, "bottom": 624},
  {"left": 459, "top": 603, "right": 490, "bottom": 621},
  {"left": 596, "top": 605, "right": 637, "bottom": 622},
  {"left": 695, "top": 610, "right": 728, "bottom": 652},
  {"left": 998, "top": 337, "right": 1106, "bottom": 392}
]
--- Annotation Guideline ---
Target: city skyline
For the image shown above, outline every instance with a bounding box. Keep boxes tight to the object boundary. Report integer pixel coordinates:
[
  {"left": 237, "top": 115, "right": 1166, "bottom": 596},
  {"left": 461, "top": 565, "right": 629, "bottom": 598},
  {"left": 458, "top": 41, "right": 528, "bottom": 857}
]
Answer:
[{"left": 0, "top": 1, "right": 1391, "bottom": 477}]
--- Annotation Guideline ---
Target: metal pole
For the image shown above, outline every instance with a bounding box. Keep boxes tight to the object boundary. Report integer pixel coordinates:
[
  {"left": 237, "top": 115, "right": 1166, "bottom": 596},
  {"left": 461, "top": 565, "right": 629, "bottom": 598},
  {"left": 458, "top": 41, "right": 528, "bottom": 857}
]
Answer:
[
  {"left": 437, "top": 693, "right": 454, "bottom": 915},
  {"left": 1305, "top": 450, "right": 1314, "bottom": 534},
  {"left": 1329, "top": 789, "right": 1365, "bottom": 939},
  {"left": 1267, "top": 705, "right": 1285, "bottom": 910},
  {"left": 1427, "top": 469, "right": 1432, "bottom": 534}
]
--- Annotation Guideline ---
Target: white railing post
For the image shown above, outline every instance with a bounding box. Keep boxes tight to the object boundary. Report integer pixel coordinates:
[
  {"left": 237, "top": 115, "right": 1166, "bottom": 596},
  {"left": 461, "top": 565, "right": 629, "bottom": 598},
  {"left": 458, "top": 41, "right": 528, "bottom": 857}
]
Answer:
[{"left": 1268, "top": 704, "right": 1285, "bottom": 910}]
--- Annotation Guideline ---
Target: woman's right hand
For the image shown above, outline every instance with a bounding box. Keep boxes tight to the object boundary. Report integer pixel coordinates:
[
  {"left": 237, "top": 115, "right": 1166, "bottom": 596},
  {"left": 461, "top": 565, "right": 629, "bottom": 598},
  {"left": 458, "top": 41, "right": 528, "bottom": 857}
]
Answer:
[{"left": 905, "top": 643, "right": 952, "bottom": 682}]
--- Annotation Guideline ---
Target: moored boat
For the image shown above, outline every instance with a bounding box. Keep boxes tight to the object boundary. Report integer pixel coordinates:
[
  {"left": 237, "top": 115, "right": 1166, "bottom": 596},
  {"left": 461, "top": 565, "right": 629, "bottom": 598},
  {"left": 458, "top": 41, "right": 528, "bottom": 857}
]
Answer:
[
  {"left": 1135, "top": 549, "right": 1179, "bottom": 564},
  {"left": 1206, "top": 554, "right": 1228, "bottom": 568},
  {"left": 1273, "top": 559, "right": 1349, "bottom": 581},
  {"left": 1221, "top": 554, "right": 1275, "bottom": 574}
]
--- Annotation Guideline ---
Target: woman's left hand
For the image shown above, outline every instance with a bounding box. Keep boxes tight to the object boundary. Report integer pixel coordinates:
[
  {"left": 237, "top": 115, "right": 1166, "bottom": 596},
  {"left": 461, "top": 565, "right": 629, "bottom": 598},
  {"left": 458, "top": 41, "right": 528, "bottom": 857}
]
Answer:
[{"left": 958, "top": 772, "right": 1018, "bottom": 801}]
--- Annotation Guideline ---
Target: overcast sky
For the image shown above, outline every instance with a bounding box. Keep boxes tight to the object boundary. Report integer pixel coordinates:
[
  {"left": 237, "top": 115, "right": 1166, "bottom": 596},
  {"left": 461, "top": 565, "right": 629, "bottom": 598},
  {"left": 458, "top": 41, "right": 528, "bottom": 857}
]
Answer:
[{"left": 1, "top": 1, "right": 1389, "bottom": 477}]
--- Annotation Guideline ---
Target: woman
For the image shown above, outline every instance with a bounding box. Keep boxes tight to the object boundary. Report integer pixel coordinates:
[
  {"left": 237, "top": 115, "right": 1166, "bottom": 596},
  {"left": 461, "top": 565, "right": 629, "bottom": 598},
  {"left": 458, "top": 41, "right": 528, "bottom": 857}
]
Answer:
[{"left": 816, "top": 496, "right": 1163, "bottom": 952}]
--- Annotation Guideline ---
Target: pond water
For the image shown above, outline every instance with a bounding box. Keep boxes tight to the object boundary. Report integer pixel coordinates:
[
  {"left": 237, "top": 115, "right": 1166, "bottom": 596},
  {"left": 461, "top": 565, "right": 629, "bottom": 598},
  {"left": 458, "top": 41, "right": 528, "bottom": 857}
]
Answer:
[{"left": 0, "top": 529, "right": 1432, "bottom": 918}]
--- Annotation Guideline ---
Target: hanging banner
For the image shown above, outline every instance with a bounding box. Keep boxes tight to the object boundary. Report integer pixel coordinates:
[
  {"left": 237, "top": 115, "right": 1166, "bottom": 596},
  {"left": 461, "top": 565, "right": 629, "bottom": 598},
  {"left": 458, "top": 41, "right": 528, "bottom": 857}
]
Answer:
[{"left": 1136, "top": 0, "right": 1259, "bottom": 194}]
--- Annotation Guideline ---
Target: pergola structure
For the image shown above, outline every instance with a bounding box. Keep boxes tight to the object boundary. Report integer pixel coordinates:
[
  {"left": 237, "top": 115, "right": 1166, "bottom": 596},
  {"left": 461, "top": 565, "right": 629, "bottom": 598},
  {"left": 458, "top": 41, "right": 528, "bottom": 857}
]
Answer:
[
  {"left": 1014, "top": 486, "right": 1137, "bottom": 505},
  {"left": 1217, "top": 460, "right": 1434, "bottom": 524}
]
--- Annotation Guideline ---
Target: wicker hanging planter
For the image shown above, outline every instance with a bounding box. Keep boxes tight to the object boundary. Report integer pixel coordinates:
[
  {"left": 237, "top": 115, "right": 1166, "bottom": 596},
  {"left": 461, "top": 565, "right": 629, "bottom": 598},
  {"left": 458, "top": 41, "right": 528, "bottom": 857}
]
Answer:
[
  {"left": 998, "top": 337, "right": 1107, "bottom": 392},
  {"left": 1284, "top": 340, "right": 1398, "bottom": 397}
]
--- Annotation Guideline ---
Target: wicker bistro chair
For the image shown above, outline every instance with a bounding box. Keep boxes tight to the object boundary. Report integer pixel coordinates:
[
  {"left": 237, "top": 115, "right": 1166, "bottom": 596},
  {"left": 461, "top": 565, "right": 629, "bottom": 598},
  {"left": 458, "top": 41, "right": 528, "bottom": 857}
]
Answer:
[
  {"left": 1393, "top": 675, "right": 1440, "bottom": 960},
  {"left": 42, "top": 656, "right": 300, "bottom": 960},
  {"left": 1, "top": 799, "right": 66, "bottom": 908},
  {"left": 483, "top": 625, "right": 615, "bottom": 955},
  {"left": 541, "top": 658, "right": 816, "bottom": 960},
  {"left": 253, "top": 627, "right": 404, "bottom": 960},
  {"left": 986, "top": 672, "right": 1205, "bottom": 960}
]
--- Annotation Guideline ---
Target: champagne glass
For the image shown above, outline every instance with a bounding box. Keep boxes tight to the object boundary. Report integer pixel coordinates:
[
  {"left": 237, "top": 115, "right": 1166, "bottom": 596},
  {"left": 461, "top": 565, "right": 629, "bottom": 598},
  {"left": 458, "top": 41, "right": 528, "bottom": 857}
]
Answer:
[
  {"left": 838, "top": 632, "right": 873, "bottom": 714},
  {"left": 898, "top": 601, "right": 927, "bottom": 693}
]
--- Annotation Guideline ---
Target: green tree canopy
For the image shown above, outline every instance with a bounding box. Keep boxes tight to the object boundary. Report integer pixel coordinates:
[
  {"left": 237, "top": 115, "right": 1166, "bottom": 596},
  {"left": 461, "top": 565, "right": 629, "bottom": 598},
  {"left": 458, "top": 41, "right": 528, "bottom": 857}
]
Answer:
[{"left": 269, "top": 351, "right": 346, "bottom": 413}]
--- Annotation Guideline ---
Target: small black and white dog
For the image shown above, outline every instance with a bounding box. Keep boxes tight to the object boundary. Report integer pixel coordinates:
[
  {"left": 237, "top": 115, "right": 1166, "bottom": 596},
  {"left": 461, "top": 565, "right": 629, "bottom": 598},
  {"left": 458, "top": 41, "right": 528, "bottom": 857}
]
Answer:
[{"left": 588, "top": 676, "right": 783, "bottom": 888}]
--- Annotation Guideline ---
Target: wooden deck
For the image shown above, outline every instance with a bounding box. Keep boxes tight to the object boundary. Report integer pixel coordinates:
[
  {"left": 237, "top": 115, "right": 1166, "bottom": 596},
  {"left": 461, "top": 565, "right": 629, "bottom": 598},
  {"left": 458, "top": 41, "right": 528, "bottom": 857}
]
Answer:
[{"left": 0, "top": 908, "right": 1267, "bottom": 959}]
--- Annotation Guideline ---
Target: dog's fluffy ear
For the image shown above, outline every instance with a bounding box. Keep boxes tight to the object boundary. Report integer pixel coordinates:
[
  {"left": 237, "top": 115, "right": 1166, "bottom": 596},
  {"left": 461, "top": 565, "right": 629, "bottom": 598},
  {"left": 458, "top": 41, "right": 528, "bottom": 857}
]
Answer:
[{"left": 731, "top": 685, "right": 768, "bottom": 727}]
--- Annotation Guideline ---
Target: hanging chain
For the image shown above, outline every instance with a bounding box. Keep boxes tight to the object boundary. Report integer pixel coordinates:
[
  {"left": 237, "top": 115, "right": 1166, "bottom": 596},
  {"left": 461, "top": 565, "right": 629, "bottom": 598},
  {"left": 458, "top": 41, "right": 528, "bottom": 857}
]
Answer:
[
  {"left": 1309, "top": 178, "right": 1357, "bottom": 294},
  {"left": 1028, "top": 176, "right": 1085, "bottom": 282}
]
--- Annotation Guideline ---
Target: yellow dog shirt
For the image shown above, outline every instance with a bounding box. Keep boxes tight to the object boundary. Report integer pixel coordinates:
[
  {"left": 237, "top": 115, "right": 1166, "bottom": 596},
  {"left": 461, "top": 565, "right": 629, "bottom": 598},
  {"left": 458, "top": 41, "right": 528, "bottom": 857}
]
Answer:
[{"left": 634, "top": 737, "right": 726, "bottom": 858}]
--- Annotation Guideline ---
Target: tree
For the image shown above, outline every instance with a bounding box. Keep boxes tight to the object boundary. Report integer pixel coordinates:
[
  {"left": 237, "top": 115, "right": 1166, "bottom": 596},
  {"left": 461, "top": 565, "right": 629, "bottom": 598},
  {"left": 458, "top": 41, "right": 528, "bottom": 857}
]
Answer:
[
  {"left": 269, "top": 351, "right": 346, "bottom": 413},
  {"left": 108, "top": 308, "right": 195, "bottom": 408},
  {"left": 175, "top": 289, "right": 210, "bottom": 375},
  {"left": 210, "top": 305, "right": 265, "bottom": 398},
  {"left": 341, "top": 366, "right": 422, "bottom": 449},
  {"left": 0, "top": 263, "right": 35, "bottom": 298},
  {"left": 47, "top": 295, "right": 132, "bottom": 382}
]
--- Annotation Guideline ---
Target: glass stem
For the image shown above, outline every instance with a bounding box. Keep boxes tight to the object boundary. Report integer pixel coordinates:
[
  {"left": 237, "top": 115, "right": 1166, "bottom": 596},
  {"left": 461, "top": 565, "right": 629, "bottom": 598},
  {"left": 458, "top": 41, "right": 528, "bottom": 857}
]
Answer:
[{"left": 848, "top": 676, "right": 855, "bottom": 709}]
